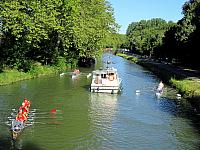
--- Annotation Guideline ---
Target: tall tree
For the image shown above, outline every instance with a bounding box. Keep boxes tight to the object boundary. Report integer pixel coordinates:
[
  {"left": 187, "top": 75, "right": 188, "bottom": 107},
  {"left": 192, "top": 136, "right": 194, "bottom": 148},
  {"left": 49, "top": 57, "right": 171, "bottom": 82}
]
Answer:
[{"left": 126, "top": 18, "right": 174, "bottom": 56}]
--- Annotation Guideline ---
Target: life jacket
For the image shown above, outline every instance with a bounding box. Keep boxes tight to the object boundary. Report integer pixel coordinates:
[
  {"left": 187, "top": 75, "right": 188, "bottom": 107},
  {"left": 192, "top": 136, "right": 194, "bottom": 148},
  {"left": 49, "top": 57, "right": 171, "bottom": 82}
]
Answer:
[
  {"left": 19, "top": 106, "right": 29, "bottom": 114},
  {"left": 22, "top": 99, "right": 30, "bottom": 108},
  {"left": 16, "top": 113, "right": 26, "bottom": 122},
  {"left": 19, "top": 106, "right": 23, "bottom": 112},
  {"left": 23, "top": 107, "right": 29, "bottom": 115}
]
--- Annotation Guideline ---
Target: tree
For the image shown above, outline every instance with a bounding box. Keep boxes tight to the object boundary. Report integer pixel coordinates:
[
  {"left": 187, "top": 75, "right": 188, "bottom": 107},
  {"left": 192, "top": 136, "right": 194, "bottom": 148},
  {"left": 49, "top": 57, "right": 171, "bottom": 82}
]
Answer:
[
  {"left": 126, "top": 18, "right": 173, "bottom": 56},
  {"left": 0, "top": 0, "right": 118, "bottom": 70}
]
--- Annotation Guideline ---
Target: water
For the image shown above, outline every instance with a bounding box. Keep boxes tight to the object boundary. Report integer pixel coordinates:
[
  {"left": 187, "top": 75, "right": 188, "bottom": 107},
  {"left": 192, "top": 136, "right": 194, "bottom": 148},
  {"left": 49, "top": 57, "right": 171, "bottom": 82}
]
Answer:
[{"left": 0, "top": 53, "right": 200, "bottom": 150}]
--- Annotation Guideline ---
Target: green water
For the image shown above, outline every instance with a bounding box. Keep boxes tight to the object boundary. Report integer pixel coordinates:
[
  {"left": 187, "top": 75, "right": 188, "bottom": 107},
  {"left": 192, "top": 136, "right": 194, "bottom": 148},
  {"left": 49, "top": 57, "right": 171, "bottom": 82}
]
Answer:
[{"left": 1, "top": 53, "right": 200, "bottom": 150}]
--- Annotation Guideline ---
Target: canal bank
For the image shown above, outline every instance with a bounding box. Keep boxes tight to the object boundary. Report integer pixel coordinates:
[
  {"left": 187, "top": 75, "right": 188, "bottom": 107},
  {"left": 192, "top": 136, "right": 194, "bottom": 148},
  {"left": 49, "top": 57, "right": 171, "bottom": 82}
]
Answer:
[
  {"left": 137, "top": 59, "right": 200, "bottom": 97},
  {"left": 117, "top": 53, "right": 200, "bottom": 110}
]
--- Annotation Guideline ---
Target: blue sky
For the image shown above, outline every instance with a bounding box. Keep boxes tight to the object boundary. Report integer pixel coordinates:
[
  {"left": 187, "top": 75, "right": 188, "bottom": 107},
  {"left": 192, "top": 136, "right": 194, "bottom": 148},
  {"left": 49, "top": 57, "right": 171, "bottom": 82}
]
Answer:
[{"left": 108, "top": 0, "right": 187, "bottom": 34}]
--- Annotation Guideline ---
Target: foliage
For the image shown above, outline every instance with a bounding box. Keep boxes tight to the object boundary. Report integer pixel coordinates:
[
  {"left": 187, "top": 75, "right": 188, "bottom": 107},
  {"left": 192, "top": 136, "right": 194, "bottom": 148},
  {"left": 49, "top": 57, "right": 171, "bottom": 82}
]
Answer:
[
  {"left": 125, "top": 0, "right": 200, "bottom": 69},
  {"left": 156, "top": 0, "right": 200, "bottom": 68},
  {"left": 0, "top": 69, "right": 31, "bottom": 85},
  {"left": 170, "top": 78, "right": 200, "bottom": 98},
  {"left": 103, "top": 33, "right": 127, "bottom": 50},
  {"left": 0, "top": 65, "right": 59, "bottom": 86},
  {"left": 55, "top": 56, "right": 67, "bottom": 71},
  {"left": 28, "top": 63, "right": 57, "bottom": 77},
  {"left": 126, "top": 18, "right": 174, "bottom": 56},
  {"left": 0, "top": 0, "right": 118, "bottom": 71}
]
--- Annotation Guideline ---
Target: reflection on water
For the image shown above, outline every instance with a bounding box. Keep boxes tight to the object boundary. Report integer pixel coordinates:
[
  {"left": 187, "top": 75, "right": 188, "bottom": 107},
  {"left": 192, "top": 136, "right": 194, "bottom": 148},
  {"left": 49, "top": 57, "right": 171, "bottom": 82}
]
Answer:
[
  {"left": 89, "top": 93, "right": 118, "bottom": 149},
  {"left": 89, "top": 93, "right": 118, "bottom": 127}
]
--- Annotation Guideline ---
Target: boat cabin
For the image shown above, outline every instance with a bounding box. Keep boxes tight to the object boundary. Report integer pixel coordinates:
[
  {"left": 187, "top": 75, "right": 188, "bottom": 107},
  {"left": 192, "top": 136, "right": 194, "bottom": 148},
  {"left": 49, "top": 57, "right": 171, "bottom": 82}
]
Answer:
[{"left": 92, "top": 67, "right": 118, "bottom": 84}]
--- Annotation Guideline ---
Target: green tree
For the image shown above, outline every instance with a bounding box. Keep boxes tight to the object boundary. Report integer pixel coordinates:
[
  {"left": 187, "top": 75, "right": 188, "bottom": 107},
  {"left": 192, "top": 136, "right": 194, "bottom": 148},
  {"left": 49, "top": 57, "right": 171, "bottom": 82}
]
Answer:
[
  {"left": 0, "top": 0, "right": 118, "bottom": 70},
  {"left": 126, "top": 18, "right": 173, "bottom": 56}
]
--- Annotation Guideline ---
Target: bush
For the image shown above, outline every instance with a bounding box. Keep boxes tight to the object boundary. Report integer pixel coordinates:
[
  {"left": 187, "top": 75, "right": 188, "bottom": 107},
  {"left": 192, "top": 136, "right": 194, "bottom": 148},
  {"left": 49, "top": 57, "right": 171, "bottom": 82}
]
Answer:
[{"left": 55, "top": 57, "right": 67, "bottom": 71}]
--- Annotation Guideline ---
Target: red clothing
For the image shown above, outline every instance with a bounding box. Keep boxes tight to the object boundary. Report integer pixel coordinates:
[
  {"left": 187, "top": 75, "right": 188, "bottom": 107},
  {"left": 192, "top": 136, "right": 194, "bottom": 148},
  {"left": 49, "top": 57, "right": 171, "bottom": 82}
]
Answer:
[
  {"left": 19, "top": 106, "right": 23, "bottom": 111},
  {"left": 16, "top": 99, "right": 30, "bottom": 122},
  {"left": 16, "top": 113, "right": 26, "bottom": 122},
  {"left": 19, "top": 106, "right": 28, "bottom": 114},
  {"left": 23, "top": 107, "right": 28, "bottom": 114},
  {"left": 22, "top": 100, "right": 30, "bottom": 108}
]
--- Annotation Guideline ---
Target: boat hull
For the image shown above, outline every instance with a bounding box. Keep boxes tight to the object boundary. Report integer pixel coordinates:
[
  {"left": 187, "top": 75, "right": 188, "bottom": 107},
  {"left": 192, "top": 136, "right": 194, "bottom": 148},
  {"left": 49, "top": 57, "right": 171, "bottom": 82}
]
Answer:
[
  {"left": 11, "top": 120, "right": 25, "bottom": 140},
  {"left": 90, "top": 85, "right": 121, "bottom": 94}
]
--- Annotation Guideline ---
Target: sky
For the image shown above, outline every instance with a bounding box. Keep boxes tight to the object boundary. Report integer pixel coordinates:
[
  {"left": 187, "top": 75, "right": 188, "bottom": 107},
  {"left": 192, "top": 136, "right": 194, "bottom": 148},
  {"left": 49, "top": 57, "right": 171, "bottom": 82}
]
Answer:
[{"left": 108, "top": 0, "right": 188, "bottom": 34}]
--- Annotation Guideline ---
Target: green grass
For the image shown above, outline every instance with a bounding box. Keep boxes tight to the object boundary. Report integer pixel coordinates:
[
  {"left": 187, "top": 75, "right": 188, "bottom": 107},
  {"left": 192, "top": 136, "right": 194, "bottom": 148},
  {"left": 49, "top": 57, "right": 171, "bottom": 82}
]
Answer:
[
  {"left": 116, "top": 53, "right": 138, "bottom": 63},
  {"left": 0, "top": 64, "right": 60, "bottom": 86},
  {"left": 170, "top": 78, "right": 200, "bottom": 98},
  {"left": 0, "top": 69, "right": 32, "bottom": 85}
]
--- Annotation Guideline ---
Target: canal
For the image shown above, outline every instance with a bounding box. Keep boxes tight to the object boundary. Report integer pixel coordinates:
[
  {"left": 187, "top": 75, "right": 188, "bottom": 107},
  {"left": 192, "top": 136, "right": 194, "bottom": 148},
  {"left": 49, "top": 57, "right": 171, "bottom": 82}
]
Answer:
[{"left": 0, "top": 53, "right": 200, "bottom": 150}]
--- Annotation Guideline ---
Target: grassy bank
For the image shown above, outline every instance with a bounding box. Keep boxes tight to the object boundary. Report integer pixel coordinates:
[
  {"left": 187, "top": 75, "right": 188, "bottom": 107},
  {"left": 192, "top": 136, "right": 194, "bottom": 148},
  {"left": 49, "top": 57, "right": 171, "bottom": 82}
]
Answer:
[
  {"left": 117, "top": 53, "right": 200, "bottom": 100},
  {"left": 0, "top": 63, "right": 61, "bottom": 86},
  {"left": 170, "top": 78, "right": 200, "bottom": 99},
  {"left": 116, "top": 53, "right": 138, "bottom": 63},
  {"left": 138, "top": 61, "right": 200, "bottom": 100}
]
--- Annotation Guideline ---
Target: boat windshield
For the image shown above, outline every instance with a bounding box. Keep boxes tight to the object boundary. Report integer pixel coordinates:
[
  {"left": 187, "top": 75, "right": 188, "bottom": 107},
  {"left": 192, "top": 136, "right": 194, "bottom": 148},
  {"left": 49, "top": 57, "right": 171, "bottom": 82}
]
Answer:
[{"left": 101, "top": 74, "right": 107, "bottom": 78}]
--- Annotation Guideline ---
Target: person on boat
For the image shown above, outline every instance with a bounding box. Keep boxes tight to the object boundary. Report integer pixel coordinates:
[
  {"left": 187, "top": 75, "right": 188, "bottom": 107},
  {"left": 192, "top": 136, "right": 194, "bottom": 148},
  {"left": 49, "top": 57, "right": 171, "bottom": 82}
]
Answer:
[
  {"left": 17, "top": 106, "right": 29, "bottom": 121},
  {"left": 73, "top": 69, "right": 80, "bottom": 75},
  {"left": 16, "top": 111, "right": 27, "bottom": 122},
  {"left": 157, "top": 80, "right": 164, "bottom": 93},
  {"left": 22, "top": 98, "right": 31, "bottom": 108},
  {"left": 20, "top": 105, "right": 29, "bottom": 115}
]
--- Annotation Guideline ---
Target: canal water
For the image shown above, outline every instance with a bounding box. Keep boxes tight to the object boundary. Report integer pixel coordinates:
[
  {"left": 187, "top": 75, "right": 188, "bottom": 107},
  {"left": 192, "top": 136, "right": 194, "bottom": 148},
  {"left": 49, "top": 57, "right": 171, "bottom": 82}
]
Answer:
[{"left": 0, "top": 53, "right": 200, "bottom": 150}]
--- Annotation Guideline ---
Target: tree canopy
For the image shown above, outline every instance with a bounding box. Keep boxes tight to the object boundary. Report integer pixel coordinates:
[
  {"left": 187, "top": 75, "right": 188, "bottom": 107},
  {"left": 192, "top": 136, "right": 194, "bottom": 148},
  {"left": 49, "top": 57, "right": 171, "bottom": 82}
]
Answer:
[
  {"left": 126, "top": 18, "right": 175, "bottom": 56},
  {"left": 158, "top": 0, "right": 200, "bottom": 67},
  {"left": 125, "top": 0, "right": 200, "bottom": 69},
  {"left": 0, "top": 0, "right": 118, "bottom": 70}
]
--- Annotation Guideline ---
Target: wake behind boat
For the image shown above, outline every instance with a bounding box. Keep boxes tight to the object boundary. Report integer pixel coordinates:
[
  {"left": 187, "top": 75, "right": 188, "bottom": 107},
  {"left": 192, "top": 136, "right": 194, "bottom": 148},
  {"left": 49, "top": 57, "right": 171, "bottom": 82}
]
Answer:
[{"left": 90, "top": 66, "right": 122, "bottom": 94}]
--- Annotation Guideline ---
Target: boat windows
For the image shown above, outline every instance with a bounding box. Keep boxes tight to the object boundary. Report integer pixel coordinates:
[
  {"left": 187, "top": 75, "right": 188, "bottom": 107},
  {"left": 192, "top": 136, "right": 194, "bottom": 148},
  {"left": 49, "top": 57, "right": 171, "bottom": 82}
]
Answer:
[
  {"left": 108, "top": 73, "right": 114, "bottom": 76},
  {"left": 101, "top": 74, "right": 107, "bottom": 78}
]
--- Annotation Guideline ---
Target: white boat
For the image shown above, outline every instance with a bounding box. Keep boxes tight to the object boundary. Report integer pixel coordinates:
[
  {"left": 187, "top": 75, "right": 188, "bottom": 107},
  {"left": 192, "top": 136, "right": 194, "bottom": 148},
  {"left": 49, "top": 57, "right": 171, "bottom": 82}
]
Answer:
[{"left": 90, "top": 67, "right": 122, "bottom": 94}]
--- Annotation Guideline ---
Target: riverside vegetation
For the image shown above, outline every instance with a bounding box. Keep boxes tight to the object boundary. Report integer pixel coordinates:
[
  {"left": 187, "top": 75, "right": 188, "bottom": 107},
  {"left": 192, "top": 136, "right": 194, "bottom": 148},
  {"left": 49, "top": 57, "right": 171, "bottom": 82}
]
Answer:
[
  {"left": 0, "top": 0, "right": 122, "bottom": 85},
  {"left": 117, "top": 52, "right": 200, "bottom": 102}
]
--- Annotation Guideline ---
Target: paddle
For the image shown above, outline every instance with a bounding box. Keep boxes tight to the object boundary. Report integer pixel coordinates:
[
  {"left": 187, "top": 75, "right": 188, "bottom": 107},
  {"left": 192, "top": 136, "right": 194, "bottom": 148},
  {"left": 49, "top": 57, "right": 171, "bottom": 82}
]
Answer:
[{"left": 11, "top": 108, "right": 37, "bottom": 113}]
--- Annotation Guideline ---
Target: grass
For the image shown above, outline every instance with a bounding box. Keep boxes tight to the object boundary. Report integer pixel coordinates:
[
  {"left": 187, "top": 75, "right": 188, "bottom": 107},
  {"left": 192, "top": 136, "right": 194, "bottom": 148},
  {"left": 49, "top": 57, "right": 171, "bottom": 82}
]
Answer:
[
  {"left": 116, "top": 53, "right": 138, "bottom": 63},
  {"left": 170, "top": 78, "right": 200, "bottom": 98},
  {"left": 0, "top": 69, "right": 32, "bottom": 85},
  {"left": 0, "top": 64, "right": 60, "bottom": 86}
]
